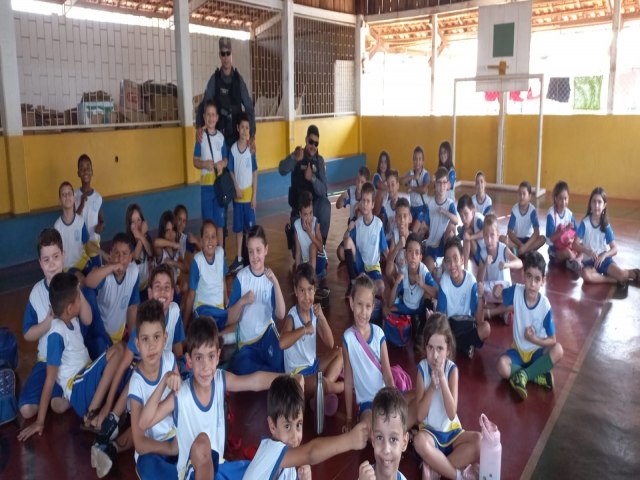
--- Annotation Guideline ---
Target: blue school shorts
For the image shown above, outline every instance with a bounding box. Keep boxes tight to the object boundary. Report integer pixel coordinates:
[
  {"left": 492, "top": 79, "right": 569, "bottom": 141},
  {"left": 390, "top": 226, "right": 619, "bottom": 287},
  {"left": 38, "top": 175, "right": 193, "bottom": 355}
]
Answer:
[
  {"left": 358, "top": 401, "right": 373, "bottom": 415},
  {"left": 582, "top": 257, "right": 614, "bottom": 275},
  {"left": 194, "top": 305, "right": 228, "bottom": 331},
  {"left": 136, "top": 451, "right": 178, "bottom": 479},
  {"left": 291, "top": 358, "right": 320, "bottom": 376},
  {"left": 70, "top": 352, "right": 108, "bottom": 417},
  {"left": 201, "top": 186, "right": 225, "bottom": 228},
  {"left": 421, "top": 425, "right": 464, "bottom": 456},
  {"left": 231, "top": 323, "right": 284, "bottom": 375},
  {"left": 424, "top": 243, "right": 445, "bottom": 261},
  {"left": 184, "top": 450, "right": 249, "bottom": 480},
  {"left": 233, "top": 202, "right": 256, "bottom": 233},
  {"left": 18, "top": 361, "right": 64, "bottom": 408},
  {"left": 316, "top": 255, "right": 328, "bottom": 280},
  {"left": 355, "top": 252, "right": 383, "bottom": 281},
  {"left": 506, "top": 345, "right": 544, "bottom": 369}
]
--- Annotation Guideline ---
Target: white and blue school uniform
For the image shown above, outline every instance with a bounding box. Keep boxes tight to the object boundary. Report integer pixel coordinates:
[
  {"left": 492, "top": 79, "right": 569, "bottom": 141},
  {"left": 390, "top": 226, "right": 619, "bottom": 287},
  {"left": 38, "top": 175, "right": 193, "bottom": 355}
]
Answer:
[
  {"left": 75, "top": 188, "right": 103, "bottom": 268},
  {"left": 343, "top": 185, "right": 361, "bottom": 222},
  {"left": 406, "top": 169, "right": 430, "bottom": 221},
  {"left": 381, "top": 192, "right": 410, "bottom": 238},
  {"left": 189, "top": 248, "right": 228, "bottom": 330},
  {"left": 243, "top": 438, "right": 295, "bottom": 480},
  {"left": 228, "top": 142, "right": 257, "bottom": 233},
  {"left": 507, "top": 203, "right": 540, "bottom": 243},
  {"left": 503, "top": 284, "right": 554, "bottom": 367},
  {"left": 437, "top": 271, "right": 479, "bottom": 318},
  {"left": 458, "top": 212, "right": 485, "bottom": 264},
  {"left": 577, "top": 217, "right": 616, "bottom": 275},
  {"left": 47, "top": 316, "right": 106, "bottom": 417},
  {"left": 293, "top": 217, "right": 328, "bottom": 279},
  {"left": 472, "top": 192, "right": 493, "bottom": 215},
  {"left": 350, "top": 215, "right": 388, "bottom": 281},
  {"left": 372, "top": 172, "right": 384, "bottom": 190},
  {"left": 19, "top": 279, "right": 64, "bottom": 407},
  {"left": 127, "top": 350, "right": 177, "bottom": 478},
  {"left": 479, "top": 243, "right": 512, "bottom": 303},
  {"left": 446, "top": 168, "right": 457, "bottom": 202},
  {"left": 545, "top": 207, "right": 577, "bottom": 259},
  {"left": 228, "top": 266, "right": 284, "bottom": 375},
  {"left": 127, "top": 302, "right": 185, "bottom": 358},
  {"left": 390, "top": 227, "right": 406, "bottom": 271},
  {"left": 158, "top": 248, "right": 182, "bottom": 284},
  {"left": 342, "top": 325, "right": 386, "bottom": 413},
  {"left": 194, "top": 129, "right": 227, "bottom": 227},
  {"left": 424, "top": 197, "right": 458, "bottom": 259},
  {"left": 174, "top": 370, "right": 226, "bottom": 480},
  {"left": 395, "top": 262, "right": 437, "bottom": 314},
  {"left": 283, "top": 306, "right": 319, "bottom": 376},
  {"left": 54, "top": 214, "right": 90, "bottom": 272},
  {"left": 418, "top": 358, "right": 463, "bottom": 455},
  {"left": 96, "top": 262, "right": 140, "bottom": 343}
]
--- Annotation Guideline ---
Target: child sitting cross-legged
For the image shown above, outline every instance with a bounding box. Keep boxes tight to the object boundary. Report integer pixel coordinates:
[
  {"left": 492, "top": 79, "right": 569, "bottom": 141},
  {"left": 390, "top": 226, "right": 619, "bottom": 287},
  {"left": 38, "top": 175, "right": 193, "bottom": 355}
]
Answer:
[
  {"left": 497, "top": 252, "right": 564, "bottom": 400},
  {"left": 243, "top": 375, "right": 369, "bottom": 479},
  {"left": 18, "top": 272, "right": 125, "bottom": 442},
  {"left": 139, "top": 316, "right": 287, "bottom": 480},
  {"left": 414, "top": 313, "right": 480, "bottom": 480},
  {"left": 279, "top": 263, "right": 343, "bottom": 415}
]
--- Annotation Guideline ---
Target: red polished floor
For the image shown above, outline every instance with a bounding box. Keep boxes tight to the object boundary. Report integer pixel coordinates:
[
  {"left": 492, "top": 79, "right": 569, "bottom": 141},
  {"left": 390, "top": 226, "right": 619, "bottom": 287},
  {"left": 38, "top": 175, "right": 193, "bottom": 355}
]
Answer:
[{"left": 1, "top": 187, "right": 639, "bottom": 479}]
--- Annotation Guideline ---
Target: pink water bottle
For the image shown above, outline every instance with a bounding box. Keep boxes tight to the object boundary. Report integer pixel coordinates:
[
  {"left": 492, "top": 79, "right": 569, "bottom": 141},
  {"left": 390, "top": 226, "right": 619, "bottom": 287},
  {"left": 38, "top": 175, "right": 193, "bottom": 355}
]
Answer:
[{"left": 479, "top": 413, "right": 502, "bottom": 480}]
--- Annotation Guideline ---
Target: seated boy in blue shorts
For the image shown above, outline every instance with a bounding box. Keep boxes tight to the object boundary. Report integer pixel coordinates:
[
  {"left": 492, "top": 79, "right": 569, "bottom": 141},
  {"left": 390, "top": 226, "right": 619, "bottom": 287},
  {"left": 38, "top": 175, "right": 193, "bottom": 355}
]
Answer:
[
  {"left": 437, "top": 237, "right": 491, "bottom": 359},
  {"left": 228, "top": 112, "right": 258, "bottom": 273},
  {"left": 139, "top": 316, "right": 288, "bottom": 480},
  {"left": 19, "top": 228, "right": 92, "bottom": 420},
  {"left": 343, "top": 181, "right": 389, "bottom": 298},
  {"left": 506, "top": 181, "right": 546, "bottom": 256},
  {"left": 423, "top": 167, "right": 459, "bottom": 276},
  {"left": 243, "top": 375, "right": 368, "bottom": 478},
  {"left": 18, "top": 272, "right": 125, "bottom": 441},
  {"left": 496, "top": 251, "right": 564, "bottom": 400},
  {"left": 294, "top": 191, "right": 328, "bottom": 280},
  {"left": 193, "top": 100, "right": 228, "bottom": 244},
  {"left": 389, "top": 233, "right": 437, "bottom": 316}
]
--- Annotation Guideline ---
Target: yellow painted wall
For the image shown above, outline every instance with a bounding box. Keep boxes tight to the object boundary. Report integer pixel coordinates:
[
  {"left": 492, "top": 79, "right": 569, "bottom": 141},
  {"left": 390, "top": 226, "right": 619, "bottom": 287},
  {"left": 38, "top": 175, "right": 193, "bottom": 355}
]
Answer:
[
  {"left": 362, "top": 115, "right": 640, "bottom": 200},
  {"left": 0, "top": 137, "right": 10, "bottom": 214},
  {"left": 291, "top": 116, "right": 359, "bottom": 160},
  {"left": 23, "top": 127, "right": 185, "bottom": 211}
]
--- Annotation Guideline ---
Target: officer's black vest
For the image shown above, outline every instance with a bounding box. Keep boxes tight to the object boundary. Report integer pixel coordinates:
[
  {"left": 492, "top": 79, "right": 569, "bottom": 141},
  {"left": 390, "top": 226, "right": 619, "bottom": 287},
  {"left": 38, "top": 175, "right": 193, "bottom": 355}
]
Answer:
[{"left": 214, "top": 68, "right": 242, "bottom": 144}]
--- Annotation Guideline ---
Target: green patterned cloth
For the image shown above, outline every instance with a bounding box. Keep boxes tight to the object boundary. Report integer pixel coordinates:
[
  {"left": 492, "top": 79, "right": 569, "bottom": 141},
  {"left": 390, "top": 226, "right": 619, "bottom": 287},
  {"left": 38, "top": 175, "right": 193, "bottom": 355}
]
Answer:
[{"left": 573, "top": 76, "right": 603, "bottom": 110}]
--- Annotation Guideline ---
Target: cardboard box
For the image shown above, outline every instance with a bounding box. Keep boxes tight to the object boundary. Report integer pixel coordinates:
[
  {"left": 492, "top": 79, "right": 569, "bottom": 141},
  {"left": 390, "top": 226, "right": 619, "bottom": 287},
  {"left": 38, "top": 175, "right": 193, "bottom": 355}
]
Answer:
[
  {"left": 63, "top": 108, "right": 78, "bottom": 126},
  {"left": 119, "top": 109, "right": 150, "bottom": 123},
  {"left": 144, "top": 93, "right": 179, "bottom": 121},
  {"left": 78, "top": 100, "right": 115, "bottom": 125},
  {"left": 21, "top": 104, "right": 36, "bottom": 127},
  {"left": 120, "top": 80, "right": 142, "bottom": 112},
  {"left": 34, "top": 106, "right": 64, "bottom": 126}
]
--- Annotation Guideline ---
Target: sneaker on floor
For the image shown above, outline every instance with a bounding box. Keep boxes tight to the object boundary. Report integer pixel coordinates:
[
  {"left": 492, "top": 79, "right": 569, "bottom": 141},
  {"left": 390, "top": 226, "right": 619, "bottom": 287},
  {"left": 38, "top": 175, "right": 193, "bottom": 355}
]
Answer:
[
  {"left": 534, "top": 371, "right": 554, "bottom": 391},
  {"left": 228, "top": 257, "right": 244, "bottom": 274},
  {"left": 565, "top": 258, "right": 580, "bottom": 272},
  {"left": 461, "top": 463, "right": 480, "bottom": 480},
  {"left": 96, "top": 412, "right": 119, "bottom": 444},
  {"left": 509, "top": 370, "right": 528, "bottom": 400},
  {"left": 92, "top": 442, "right": 117, "bottom": 479},
  {"left": 466, "top": 345, "right": 475, "bottom": 360},
  {"left": 503, "top": 311, "right": 513, "bottom": 326},
  {"left": 421, "top": 462, "right": 441, "bottom": 480}
]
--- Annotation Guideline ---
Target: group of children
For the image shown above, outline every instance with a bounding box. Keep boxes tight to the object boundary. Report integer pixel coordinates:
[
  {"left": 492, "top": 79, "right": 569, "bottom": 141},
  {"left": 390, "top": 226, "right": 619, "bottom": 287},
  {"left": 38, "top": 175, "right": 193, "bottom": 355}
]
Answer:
[{"left": 14, "top": 132, "right": 640, "bottom": 480}]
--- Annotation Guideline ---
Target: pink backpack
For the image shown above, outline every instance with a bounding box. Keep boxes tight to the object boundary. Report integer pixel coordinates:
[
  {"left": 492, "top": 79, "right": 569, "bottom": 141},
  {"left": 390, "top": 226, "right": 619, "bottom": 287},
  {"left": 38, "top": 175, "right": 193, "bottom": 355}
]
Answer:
[{"left": 350, "top": 327, "right": 413, "bottom": 392}]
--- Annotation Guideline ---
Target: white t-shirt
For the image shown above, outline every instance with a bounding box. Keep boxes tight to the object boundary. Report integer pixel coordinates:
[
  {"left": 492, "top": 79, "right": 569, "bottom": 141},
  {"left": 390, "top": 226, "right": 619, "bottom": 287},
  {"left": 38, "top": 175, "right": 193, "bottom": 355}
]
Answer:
[
  {"left": 424, "top": 197, "right": 457, "bottom": 248},
  {"left": 54, "top": 214, "right": 89, "bottom": 270},
  {"left": 47, "top": 317, "right": 91, "bottom": 400},
  {"left": 342, "top": 325, "right": 386, "bottom": 405},
  {"left": 293, "top": 217, "right": 326, "bottom": 264},
  {"left": 96, "top": 262, "right": 140, "bottom": 341},
  {"left": 418, "top": 358, "right": 462, "bottom": 433},
  {"left": 283, "top": 305, "right": 317, "bottom": 374},
  {"left": 243, "top": 438, "right": 295, "bottom": 479},
  {"left": 127, "top": 350, "right": 177, "bottom": 461},
  {"left": 508, "top": 203, "right": 539, "bottom": 238},
  {"left": 74, "top": 188, "right": 103, "bottom": 243},
  {"left": 479, "top": 242, "right": 512, "bottom": 284},
  {"left": 503, "top": 284, "right": 554, "bottom": 354},
  {"left": 190, "top": 249, "right": 226, "bottom": 310},
  {"left": 472, "top": 193, "right": 493, "bottom": 216},
  {"left": 351, "top": 216, "right": 387, "bottom": 272},
  {"left": 229, "top": 266, "right": 275, "bottom": 345},
  {"left": 23, "top": 279, "right": 53, "bottom": 362}
]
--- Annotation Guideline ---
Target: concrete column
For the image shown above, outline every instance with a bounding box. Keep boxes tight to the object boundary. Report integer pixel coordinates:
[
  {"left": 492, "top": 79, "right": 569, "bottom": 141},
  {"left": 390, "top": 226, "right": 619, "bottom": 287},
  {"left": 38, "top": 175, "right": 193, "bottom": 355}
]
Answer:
[
  {"left": 282, "top": 0, "right": 295, "bottom": 150},
  {"left": 607, "top": 0, "right": 622, "bottom": 114},
  {"left": 173, "top": 0, "right": 193, "bottom": 127},
  {"left": 430, "top": 14, "right": 438, "bottom": 114},
  {"left": 0, "top": 2, "right": 29, "bottom": 213}
]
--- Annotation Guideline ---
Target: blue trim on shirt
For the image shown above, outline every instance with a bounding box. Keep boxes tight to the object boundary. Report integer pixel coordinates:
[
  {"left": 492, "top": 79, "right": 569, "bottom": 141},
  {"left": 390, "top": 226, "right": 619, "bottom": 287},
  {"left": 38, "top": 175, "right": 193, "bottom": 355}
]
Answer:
[
  {"left": 47, "top": 332, "right": 64, "bottom": 366},
  {"left": 189, "top": 377, "right": 214, "bottom": 413}
]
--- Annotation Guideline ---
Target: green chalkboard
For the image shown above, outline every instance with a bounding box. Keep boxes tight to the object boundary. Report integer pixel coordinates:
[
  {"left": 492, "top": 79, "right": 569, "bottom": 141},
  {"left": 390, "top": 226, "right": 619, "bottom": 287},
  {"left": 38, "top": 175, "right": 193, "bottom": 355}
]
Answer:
[{"left": 493, "top": 22, "right": 515, "bottom": 57}]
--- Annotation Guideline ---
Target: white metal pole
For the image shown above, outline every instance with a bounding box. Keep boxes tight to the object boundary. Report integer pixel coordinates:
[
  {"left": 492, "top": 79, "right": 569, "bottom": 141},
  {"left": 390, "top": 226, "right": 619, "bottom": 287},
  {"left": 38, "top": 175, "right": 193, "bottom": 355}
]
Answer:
[
  {"left": 536, "top": 74, "right": 545, "bottom": 197},
  {"left": 430, "top": 14, "right": 438, "bottom": 114},
  {"left": 607, "top": 0, "right": 622, "bottom": 114},
  {"left": 452, "top": 79, "right": 458, "bottom": 166},
  {"left": 496, "top": 91, "right": 506, "bottom": 185}
]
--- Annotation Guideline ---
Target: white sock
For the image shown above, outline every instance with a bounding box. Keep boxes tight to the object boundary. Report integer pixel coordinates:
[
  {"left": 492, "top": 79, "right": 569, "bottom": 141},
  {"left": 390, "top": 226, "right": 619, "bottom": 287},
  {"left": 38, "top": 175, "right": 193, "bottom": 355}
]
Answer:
[{"left": 222, "top": 332, "right": 236, "bottom": 345}]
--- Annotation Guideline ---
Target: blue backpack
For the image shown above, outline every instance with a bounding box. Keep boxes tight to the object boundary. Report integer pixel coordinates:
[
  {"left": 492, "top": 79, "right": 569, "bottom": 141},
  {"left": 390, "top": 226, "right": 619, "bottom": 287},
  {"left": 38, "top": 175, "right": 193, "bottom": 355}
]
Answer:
[
  {"left": 0, "top": 328, "right": 18, "bottom": 426},
  {"left": 383, "top": 313, "right": 413, "bottom": 347}
]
